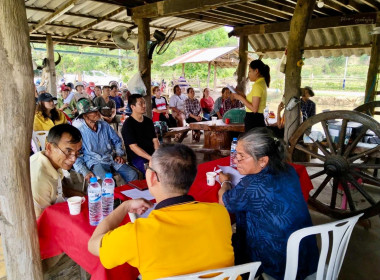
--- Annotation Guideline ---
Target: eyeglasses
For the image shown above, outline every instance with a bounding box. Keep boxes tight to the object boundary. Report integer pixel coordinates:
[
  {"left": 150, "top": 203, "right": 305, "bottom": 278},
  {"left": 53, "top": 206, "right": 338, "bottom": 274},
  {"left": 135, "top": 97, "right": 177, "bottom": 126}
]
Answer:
[
  {"left": 144, "top": 162, "right": 160, "bottom": 182},
  {"left": 235, "top": 154, "right": 252, "bottom": 163},
  {"left": 54, "top": 144, "right": 82, "bottom": 159}
]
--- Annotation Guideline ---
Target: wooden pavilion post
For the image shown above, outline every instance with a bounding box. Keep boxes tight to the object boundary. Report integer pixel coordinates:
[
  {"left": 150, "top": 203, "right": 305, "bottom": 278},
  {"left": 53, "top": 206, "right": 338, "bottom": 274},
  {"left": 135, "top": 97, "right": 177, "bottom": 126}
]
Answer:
[
  {"left": 207, "top": 62, "right": 211, "bottom": 88},
  {"left": 213, "top": 63, "right": 217, "bottom": 91},
  {"left": 182, "top": 63, "right": 185, "bottom": 77},
  {"left": 136, "top": 18, "right": 152, "bottom": 118},
  {"left": 284, "top": 0, "right": 316, "bottom": 144},
  {"left": 46, "top": 35, "right": 57, "bottom": 96},
  {"left": 0, "top": 0, "right": 43, "bottom": 279},
  {"left": 237, "top": 35, "right": 248, "bottom": 93},
  {"left": 364, "top": 23, "right": 380, "bottom": 104}
]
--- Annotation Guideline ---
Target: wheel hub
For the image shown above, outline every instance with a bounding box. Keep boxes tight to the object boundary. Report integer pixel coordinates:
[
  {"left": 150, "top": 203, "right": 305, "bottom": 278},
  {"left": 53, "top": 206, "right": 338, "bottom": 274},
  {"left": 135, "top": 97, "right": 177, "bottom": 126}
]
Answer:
[{"left": 324, "top": 156, "right": 349, "bottom": 177}]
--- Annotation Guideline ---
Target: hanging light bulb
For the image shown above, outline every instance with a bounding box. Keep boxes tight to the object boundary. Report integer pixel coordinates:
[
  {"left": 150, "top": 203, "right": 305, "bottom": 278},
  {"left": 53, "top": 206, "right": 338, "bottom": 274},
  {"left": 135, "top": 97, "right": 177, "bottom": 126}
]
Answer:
[{"left": 317, "top": 0, "right": 325, "bottom": 8}]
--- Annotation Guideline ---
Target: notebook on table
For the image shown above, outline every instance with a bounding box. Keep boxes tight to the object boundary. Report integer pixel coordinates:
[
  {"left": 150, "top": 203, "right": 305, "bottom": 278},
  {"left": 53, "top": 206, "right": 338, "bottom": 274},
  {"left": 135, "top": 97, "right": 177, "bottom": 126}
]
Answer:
[{"left": 127, "top": 179, "right": 148, "bottom": 191}]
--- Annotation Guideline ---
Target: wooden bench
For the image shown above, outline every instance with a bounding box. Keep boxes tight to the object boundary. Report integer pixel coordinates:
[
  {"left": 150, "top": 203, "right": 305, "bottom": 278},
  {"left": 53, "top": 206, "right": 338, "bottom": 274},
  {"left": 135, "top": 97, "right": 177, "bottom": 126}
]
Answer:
[{"left": 162, "top": 127, "right": 191, "bottom": 143}]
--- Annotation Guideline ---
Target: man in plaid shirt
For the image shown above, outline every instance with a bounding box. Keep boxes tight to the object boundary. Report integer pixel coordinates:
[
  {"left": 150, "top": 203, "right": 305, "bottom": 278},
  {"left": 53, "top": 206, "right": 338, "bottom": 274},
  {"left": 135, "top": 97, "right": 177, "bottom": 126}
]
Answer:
[{"left": 300, "top": 86, "right": 316, "bottom": 122}]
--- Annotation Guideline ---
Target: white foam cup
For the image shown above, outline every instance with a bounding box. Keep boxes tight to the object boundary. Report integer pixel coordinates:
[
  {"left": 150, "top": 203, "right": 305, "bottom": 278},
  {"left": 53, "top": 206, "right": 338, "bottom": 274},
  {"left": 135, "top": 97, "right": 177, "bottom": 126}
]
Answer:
[
  {"left": 67, "top": 196, "right": 86, "bottom": 215},
  {"left": 206, "top": 172, "right": 217, "bottom": 186},
  {"left": 211, "top": 116, "right": 217, "bottom": 125}
]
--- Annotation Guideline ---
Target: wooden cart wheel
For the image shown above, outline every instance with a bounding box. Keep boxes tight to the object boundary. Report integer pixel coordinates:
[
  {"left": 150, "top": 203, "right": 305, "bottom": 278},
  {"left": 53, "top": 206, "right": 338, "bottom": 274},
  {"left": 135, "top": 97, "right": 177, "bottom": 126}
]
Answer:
[
  {"left": 354, "top": 101, "right": 380, "bottom": 117},
  {"left": 288, "top": 110, "right": 380, "bottom": 219}
]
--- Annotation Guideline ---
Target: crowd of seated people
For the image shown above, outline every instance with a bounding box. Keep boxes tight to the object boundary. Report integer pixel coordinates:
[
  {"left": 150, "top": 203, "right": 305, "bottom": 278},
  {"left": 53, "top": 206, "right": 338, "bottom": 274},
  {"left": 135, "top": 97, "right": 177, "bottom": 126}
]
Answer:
[{"left": 32, "top": 76, "right": 320, "bottom": 280}]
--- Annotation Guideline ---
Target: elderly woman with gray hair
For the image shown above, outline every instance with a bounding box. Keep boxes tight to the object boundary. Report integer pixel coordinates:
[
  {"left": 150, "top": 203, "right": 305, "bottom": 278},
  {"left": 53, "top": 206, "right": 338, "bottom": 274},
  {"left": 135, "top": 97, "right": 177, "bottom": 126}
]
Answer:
[{"left": 218, "top": 128, "right": 318, "bottom": 280}]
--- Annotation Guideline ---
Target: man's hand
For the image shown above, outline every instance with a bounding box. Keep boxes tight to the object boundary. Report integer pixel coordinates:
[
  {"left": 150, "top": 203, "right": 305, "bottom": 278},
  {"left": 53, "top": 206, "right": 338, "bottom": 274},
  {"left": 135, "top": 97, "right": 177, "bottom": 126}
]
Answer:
[
  {"left": 85, "top": 172, "right": 95, "bottom": 181},
  {"left": 126, "top": 199, "right": 154, "bottom": 215},
  {"left": 114, "top": 156, "right": 125, "bottom": 164},
  {"left": 219, "top": 171, "right": 231, "bottom": 184}
]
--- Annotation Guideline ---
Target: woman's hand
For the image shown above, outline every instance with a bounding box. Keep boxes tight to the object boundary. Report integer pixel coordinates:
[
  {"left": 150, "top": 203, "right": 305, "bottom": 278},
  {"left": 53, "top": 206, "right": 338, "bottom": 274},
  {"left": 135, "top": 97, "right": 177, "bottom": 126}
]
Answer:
[
  {"left": 231, "top": 93, "right": 243, "bottom": 102},
  {"left": 219, "top": 171, "right": 231, "bottom": 183}
]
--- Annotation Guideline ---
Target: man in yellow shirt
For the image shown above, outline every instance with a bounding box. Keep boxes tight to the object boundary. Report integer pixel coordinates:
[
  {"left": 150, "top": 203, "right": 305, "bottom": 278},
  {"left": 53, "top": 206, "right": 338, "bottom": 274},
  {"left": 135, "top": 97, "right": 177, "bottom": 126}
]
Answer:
[
  {"left": 88, "top": 144, "right": 235, "bottom": 280},
  {"left": 30, "top": 124, "right": 84, "bottom": 218}
]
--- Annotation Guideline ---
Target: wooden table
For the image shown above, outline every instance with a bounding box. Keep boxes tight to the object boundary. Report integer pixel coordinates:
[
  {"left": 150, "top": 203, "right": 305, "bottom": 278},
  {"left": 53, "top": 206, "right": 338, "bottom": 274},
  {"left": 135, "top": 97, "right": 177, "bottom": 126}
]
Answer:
[{"left": 189, "top": 119, "right": 244, "bottom": 151}]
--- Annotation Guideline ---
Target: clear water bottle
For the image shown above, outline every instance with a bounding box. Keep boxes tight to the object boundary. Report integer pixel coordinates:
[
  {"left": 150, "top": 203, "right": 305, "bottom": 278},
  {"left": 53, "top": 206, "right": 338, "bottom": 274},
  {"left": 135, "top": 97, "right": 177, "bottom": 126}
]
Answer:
[
  {"left": 230, "top": 137, "right": 238, "bottom": 167},
  {"left": 102, "top": 173, "right": 115, "bottom": 218},
  {"left": 88, "top": 177, "right": 103, "bottom": 226},
  {"left": 264, "top": 106, "right": 269, "bottom": 119}
]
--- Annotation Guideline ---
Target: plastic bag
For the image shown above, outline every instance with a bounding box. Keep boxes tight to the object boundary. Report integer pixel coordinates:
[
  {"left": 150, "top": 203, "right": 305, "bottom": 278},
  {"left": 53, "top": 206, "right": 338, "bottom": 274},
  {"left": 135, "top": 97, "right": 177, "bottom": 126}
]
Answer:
[{"left": 127, "top": 73, "right": 147, "bottom": 96}]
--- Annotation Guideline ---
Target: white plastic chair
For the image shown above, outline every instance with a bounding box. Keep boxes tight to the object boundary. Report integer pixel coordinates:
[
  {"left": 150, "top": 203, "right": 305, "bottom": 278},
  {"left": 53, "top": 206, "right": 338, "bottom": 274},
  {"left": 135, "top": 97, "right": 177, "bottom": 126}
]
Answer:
[
  {"left": 31, "top": 130, "right": 49, "bottom": 151},
  {"left": 157, "top": 261, "right": 261, "bottom": 280},
  {"left": 284, "top": 213, "right": 363, "bottom": 280}
]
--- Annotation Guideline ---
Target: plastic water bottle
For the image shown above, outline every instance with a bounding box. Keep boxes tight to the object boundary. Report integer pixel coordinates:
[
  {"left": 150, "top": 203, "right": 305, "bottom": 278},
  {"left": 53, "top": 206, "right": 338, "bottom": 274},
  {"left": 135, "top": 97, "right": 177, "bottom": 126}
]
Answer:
[
  {"left": 88, "top": 177, "right": 103, "bottom": 226},
  {"left": 102, "top": 173, "right": 115, "bottom": 217},
  {"left": 230, "top": 137, "right": 238, "bottom": 167},
  {"left": 264, "top": 106, "right": 269, "bottom": 119}
]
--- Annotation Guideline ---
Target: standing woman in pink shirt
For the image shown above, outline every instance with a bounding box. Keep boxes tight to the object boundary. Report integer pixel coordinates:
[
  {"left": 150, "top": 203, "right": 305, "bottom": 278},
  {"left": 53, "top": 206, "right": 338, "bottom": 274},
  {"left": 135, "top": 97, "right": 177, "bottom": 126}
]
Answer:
[{"left": 200, "top": 88, "right": 214, "bottom": 120}]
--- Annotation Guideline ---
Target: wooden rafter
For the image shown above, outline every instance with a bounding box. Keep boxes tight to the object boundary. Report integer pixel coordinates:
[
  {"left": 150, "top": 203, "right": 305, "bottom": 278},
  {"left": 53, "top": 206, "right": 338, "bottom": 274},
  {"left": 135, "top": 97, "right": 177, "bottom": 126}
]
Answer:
[
  {"left": 358, "top": 0, "right": 380, "bottom": 10},
  {"left": 222, "top": 5, "right": 278, "bottom": 22},
  {"left": 230, "top": 11, "right": 379, "bottom": 36},
  {"left": 131, "top": 0, "right": 250, "bottom": 19},
  {"left": 254, "top": 43, "right": 372, "bottom": 53},
  {"left": 241, "top": 2, "right": 292, "bottom": 20},
  {"left": 29, "top": 0, "right": 81, "bottom": 33},
  {"left": 64, "top": 6, "right": 125, "bottom": 39}
]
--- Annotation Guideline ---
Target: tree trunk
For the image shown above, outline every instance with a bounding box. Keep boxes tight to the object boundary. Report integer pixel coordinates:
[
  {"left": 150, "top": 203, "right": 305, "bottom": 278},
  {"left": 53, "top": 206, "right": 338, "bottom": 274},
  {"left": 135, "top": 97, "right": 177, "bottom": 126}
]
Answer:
[
  {"left": 364, "top": 24, "right": 380, "bottom": 104},
  {"left": 46, "top": 35, "right": 57, "bottom": 97},
  {"left": 136, "top": 18, "right": 152, "bottom": 118},
  {"left": 237, "top": 35, "right": 248, "bottom": 94},
  {"left": 284, "top": 0, "right": 316, "bottom": 144},
  {"left": 0, "top": 0, "right": 43, "bottom": 279}
]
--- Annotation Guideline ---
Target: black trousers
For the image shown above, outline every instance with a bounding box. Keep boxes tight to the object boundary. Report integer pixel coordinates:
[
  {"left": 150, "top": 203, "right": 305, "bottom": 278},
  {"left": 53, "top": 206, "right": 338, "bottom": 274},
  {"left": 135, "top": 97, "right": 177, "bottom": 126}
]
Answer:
[{"left": 244, "top": 112, "right": 265, "bottom": 132}]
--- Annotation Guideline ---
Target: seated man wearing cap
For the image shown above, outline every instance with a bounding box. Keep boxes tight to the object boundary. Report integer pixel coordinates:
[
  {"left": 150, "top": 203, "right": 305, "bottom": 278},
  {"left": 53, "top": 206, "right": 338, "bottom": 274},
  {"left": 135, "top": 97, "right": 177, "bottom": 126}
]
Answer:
[
  {"left": 300, "top": 86, "right": 316, "bottom": 122},
  {"left": 93, "top": 85, "right": 117, "bottom": 124},
  {"left": 88, "top": 144, "right": 235, "bottom": 280},
  {"left": 74, "top": 82, "right": 91, "bottom": 102},
  {"left": 73, "top": 99, "right": 138, "bottom": 183},
  {"left": 34, "top": 93, "right": 68, "bottom": 131},
  {"left": 110, "top": 84, "right": 126, "bottom": 114},
  {"left": 31, "top": 124, "right": 84, "bottom": 218}
]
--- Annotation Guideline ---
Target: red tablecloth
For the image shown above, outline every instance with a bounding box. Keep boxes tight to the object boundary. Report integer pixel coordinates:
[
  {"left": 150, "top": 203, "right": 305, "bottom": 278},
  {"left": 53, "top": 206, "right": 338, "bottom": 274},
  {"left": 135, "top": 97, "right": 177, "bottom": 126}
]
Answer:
[
  {"left": 115, "top": 157, "right": 313, "bottom": 203},
  {"left": 189, "top": 157, "right": 313, "bottom": 202},
  {"left": 37, "top": 199, "right": 139, "bottom": 280}
]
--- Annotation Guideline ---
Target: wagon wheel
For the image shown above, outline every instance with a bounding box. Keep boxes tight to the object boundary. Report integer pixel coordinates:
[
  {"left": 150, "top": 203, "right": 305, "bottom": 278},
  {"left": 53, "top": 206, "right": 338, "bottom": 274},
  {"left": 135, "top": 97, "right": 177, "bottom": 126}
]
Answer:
[
  {"left": 354, "top": 101, "right": 380, "bottom": 117},
  {"left": 288, "top": 110, "right": 380, "bottom": 219}
]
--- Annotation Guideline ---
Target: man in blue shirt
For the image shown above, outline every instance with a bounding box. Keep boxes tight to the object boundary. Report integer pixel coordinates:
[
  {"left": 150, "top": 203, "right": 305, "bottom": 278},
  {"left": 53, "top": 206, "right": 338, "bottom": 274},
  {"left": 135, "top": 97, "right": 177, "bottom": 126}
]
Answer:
[{"left": 73, "top": 99, "right": 138, "bottom": 183}]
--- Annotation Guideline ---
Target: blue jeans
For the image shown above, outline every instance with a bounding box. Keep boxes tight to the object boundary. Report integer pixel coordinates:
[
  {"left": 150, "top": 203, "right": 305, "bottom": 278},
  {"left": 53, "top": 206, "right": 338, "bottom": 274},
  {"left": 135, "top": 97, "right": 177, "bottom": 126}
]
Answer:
[{"left": 91, "top": 163, "right": 138, "bottom": 183}]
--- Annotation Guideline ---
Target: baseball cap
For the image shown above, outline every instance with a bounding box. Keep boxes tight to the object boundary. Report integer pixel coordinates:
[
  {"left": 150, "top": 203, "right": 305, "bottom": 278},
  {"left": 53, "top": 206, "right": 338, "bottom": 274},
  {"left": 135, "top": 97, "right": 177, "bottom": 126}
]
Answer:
[{"left": 37, "top": 93, "right": 57, "bottom": 102}]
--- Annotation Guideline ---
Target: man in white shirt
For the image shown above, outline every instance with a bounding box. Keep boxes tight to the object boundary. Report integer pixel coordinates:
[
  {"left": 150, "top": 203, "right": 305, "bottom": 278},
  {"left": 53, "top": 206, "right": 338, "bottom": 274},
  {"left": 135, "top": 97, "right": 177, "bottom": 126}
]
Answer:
[
  {"left": 30, "top": 124, "right": 84, "bottom": 218},
  {"left": 169, "top": 85, "right": 188, "bottom": 127}
]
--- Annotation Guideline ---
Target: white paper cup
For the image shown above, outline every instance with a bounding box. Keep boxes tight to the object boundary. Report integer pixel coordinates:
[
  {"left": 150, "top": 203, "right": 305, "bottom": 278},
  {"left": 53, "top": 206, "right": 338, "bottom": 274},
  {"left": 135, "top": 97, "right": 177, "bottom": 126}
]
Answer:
[
  {"left": 67, "top": 196, "right": 85, "bottom": 215},
  {"left": 211, "top": 116, "right": 217, "bottom": 125},
  {"left": 206, "top": 172, "right": 217, "bottom": 186}
]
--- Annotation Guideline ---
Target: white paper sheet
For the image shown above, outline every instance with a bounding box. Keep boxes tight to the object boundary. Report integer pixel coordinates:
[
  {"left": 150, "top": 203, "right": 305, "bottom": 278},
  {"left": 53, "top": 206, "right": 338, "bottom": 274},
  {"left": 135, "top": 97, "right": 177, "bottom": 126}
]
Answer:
[
  {"left": 121, "top": 188, "right": 154, "bottom": 201},
  {"left": 138, "top": 203, "right": 156, "bottom": 218},
  {"left": 216, "top": 165, "right": 245, "bottom": 187}
]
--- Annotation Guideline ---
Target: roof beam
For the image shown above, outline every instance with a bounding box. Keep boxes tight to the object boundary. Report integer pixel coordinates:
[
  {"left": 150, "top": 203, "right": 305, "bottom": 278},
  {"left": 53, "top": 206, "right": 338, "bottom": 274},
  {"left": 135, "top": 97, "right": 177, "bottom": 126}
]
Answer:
[
  {"left": 64, "top": 7, "right": 125, "bottom": 39},
  {"left": 29, "top": 0, "right": 80, "bottom": 33},
  {"left": 131, "top": 0, "right": 249, "bottom": 19},
  {"left": 175, "top": 26, "right": 218, "bottom": 41},
  {"left": 254, "top": 43, "right": 371, "bottom": 53},
  {"left": 30, "top": 35, "right": 117, "bottom": 48},
  {"left": 357, "top": 0, "right": 380, "bottom": 10},
  {"left": 230, "top": 12, "right": 379, "bottom": 36}
]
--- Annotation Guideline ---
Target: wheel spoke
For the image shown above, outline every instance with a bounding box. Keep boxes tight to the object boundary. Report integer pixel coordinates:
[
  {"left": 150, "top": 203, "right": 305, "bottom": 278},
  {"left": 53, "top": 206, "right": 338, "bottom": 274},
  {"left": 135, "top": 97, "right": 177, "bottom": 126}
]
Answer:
[
  {"left": 309, "top": 170, "right": 326, "bottom": 180},
  {"left": 293, "top": 162, "right": 325, "bottom": 167},
  {"left": 337, "top": 119, "right": 348, "bottom": 155},
  {"left": 295, "top": 144, "right": 325, "bottom": 161},
  {"left": 304, "top": 130, "right": 331, "bottom": 156},
  {"left": 347, "top": 174, "right": 376, "bottom": 206},
  {"left": 311, "top": 175, "right": 332, "bottom": 199},
  {"left": 330, "top": 178, "right": 339, "bottom": 209},
  {"left": 350, "top": 164, "right": 380, "bottom": 169},
  {"left": 321, "top": 121, "right": 336, "bottom": 155},
  {"left": 348, "top": 145, "right": 380, "bottom": 162},
  {"left": 341, "top": 178, "right": 356, "bottom": 211},
  {"left": 343, "top": 128, "right": 368, "bottom": 157},
  {"left": 351, "top": 170, "right": 380, "bottom": 187}
]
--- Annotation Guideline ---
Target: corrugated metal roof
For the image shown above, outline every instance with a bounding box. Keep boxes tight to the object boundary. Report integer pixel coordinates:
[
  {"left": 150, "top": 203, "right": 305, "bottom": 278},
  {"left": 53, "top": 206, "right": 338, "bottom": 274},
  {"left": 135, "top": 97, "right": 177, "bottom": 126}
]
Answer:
[
  {"left": 25, "top": 0, "right": 380, "bottom": 57},
  {"left": 249, "top": 24, "right": 374, "bottom": 59},
  {"left": 162, "top": 47, "right": 237, "bottom": 66}
]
